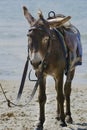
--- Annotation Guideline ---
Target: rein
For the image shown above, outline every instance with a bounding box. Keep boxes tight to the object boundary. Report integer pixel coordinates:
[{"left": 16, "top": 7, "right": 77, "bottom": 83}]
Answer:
[
  {"left": 0, "top": 47, "right": 30, "bottom": 107},
  {"left": 0, "top": 27, "right": 51, "bottom": 108}
]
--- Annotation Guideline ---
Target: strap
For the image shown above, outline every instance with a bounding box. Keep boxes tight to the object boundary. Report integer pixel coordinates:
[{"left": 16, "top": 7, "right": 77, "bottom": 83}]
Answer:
[
  {"left": 17, "top": 56, "right": 29, "bottom": 100},
  {"left": 54, "top": 28, "right": 67, "bottom": 58}
]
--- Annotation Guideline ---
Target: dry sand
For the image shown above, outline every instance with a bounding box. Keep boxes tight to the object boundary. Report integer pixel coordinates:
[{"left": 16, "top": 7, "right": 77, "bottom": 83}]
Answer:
[{"left": 0, "top": 80, "right": 87, "bottom": 130}]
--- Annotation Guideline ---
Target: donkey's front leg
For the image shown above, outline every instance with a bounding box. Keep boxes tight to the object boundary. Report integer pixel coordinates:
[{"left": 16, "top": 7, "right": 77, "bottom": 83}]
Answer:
[
  {"left": 55, "top": 73, "right": 67, "bottom": 127},
  {"left": 35, "top": 76, "right": 46, "bottom": 130}
]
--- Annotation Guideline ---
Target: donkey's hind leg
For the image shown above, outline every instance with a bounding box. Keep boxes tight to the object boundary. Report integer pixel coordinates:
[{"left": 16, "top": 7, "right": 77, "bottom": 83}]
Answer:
[
  {"left": 35, "top": 76, "right": 46, "bottom": 130},
  {"left": 64, "top": 69, "right": 75, "bottom": 124}
]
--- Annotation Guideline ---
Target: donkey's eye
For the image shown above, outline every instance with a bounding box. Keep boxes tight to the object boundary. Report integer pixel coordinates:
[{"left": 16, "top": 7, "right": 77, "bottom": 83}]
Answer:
[
  {"left": 42, "top": 36, "right": 49, "bottom": 44},
  {"left": 28, "top": 37, "right": 32, "bottom": 43},
  {"left": 28, "top": 37, "right": 33, "bottom": 49}
]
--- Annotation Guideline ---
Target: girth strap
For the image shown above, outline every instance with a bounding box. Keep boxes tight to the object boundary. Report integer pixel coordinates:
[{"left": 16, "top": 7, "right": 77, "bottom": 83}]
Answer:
[{"left": 53, "top": 28, "right": 67, "bottom": 58}]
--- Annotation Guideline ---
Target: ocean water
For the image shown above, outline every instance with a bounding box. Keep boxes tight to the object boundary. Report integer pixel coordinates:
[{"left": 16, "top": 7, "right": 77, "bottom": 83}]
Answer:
[{"left": 0, "top": 0, "right": 87, "bottom": 86}]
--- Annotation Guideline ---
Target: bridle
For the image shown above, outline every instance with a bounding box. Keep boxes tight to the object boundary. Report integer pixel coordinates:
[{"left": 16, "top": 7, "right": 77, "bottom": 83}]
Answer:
[
  {"left": 17, "top": 25, "right": 52, "bottom": 104},
  {"left": 0, "top": 25, "right": 52, "bottom": 108}
]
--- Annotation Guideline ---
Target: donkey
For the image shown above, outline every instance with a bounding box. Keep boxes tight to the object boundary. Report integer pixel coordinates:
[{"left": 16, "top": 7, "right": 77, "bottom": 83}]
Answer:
[{"left": 23, "top": 6, "right": 77, "bottom": 130}]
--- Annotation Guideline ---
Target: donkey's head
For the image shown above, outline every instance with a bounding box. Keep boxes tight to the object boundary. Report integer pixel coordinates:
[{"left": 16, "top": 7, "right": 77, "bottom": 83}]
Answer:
[
  {"left": 23, "top": 6, "right": 71, "bottom": 70},
  {"left": 23, "top": 6, "right": 51, "bottom": 70}
]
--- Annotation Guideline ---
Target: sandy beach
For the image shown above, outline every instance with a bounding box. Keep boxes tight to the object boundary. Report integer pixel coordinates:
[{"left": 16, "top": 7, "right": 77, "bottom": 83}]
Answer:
[
  {"left": 0, "top": 79, "right": 87, "bottom": 130},
  {"left": 0, "top": 0, "right": 87, "bottom": 130}
]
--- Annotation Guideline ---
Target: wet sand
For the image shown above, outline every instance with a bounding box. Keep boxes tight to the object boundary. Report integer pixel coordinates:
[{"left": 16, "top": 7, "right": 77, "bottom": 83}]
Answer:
[{"left": 0, "top": 80, "right": 87, "bottom": 130}]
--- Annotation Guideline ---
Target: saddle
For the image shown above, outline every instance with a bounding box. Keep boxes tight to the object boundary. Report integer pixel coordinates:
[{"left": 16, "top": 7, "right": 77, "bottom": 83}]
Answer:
[{"left": 48, "top": 11, "right": 82, "bottom": 73}]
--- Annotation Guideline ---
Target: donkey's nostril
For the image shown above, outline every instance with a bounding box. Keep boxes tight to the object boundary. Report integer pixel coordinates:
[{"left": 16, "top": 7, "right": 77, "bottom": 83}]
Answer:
[
  {"left": 38, "top": 61, "right": 42, "bottom": 66},
  {"left": 30, "top": 60, "right": 42, "bottom": 68}
]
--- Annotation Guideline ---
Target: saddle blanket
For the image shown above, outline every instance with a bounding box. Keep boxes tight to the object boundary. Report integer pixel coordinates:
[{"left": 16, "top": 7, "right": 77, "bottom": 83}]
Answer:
[{"left": 54, "top": 25, "right": 82, "bottom": 73}]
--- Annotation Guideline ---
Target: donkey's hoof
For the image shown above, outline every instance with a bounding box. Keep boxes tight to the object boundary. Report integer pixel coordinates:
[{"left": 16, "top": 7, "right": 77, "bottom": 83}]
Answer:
[
  {"left": 59, "top": 120, "right": 67, "bottom": 127},
  {"left": 65, "top": 115, "right": 73, "bottom": 124},
  {"left": 34, "top": 126, "right": 43, "bottom": 130},
  {"left": 34, "top": 123, "right": 43, "bottom": 130}
]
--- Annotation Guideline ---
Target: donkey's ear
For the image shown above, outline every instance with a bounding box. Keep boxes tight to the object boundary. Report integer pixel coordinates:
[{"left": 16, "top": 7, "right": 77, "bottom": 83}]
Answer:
[
  {"left": 38, "top": 10, "right": 44, "bottom": 19},
  {"left": 23, "top": 6, "right": 36, "bottom": 25}
]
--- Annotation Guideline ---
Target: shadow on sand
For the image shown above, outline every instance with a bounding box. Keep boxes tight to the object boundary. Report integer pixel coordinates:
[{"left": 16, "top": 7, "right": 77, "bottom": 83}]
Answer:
[{"left": 68, "top": 122, "right": 87, "bottom": 130}]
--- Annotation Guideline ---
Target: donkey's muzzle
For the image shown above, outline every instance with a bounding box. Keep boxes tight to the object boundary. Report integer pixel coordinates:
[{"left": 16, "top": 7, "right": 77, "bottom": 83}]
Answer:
[{"left": 30, "top": 60, "right": 42, "bottom": 69}]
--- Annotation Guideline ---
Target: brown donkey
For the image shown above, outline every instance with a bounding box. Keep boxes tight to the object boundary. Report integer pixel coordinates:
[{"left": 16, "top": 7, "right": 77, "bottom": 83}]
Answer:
[{"left": 23, "top": 6, "right": 77, "bottom": 130}]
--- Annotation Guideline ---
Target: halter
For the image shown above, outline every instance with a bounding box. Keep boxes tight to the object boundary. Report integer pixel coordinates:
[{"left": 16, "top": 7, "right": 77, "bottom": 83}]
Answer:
[{"left": 28, "top": 25, "right": 51, "bottom": 81}]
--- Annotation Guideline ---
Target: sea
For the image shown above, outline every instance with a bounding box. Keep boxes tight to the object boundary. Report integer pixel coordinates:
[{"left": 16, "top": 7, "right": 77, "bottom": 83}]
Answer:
[{"left": 0, "top": 0, "right": 87, "bottom": 87}]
